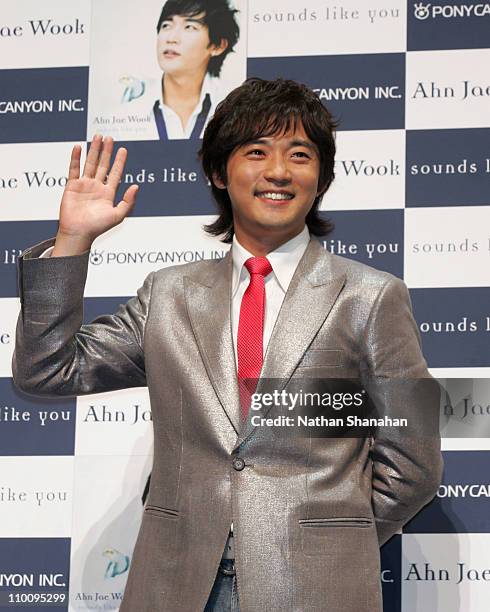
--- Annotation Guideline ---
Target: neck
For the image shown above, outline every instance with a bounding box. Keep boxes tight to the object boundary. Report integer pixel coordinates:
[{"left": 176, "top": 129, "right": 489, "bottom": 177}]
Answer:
[
  {"left": 162, "top": 70, "right": 206, "bottom": 106},
  {"left": 234, "top": 226, "right": 305, "bottom": 257}
]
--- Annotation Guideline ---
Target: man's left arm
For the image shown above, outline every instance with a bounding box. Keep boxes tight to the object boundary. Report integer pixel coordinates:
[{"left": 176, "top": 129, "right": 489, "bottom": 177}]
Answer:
[{"left": 361, "top": 276, "right": 443, "bottom": 547}]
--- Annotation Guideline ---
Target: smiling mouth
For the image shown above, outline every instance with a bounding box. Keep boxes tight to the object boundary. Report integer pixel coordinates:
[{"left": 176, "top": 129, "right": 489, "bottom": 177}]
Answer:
[{"left": 255, "top": 191, "right": 295, "bottom": 202}]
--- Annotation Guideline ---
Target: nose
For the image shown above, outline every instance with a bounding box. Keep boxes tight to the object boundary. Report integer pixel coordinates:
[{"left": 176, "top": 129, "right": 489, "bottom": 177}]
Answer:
[
  {"left": 163, "top": 24, "right": 180, "bottom": 44},
  {"left": 264, "top": 151, "right": 292, "bottom": 184}
]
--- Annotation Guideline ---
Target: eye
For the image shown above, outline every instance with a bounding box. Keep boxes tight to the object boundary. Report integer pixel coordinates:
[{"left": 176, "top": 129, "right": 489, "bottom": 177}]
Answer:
[
  {"left": 160, "top": 22, "right": 171, "bottom": 30},
  {"left": 247, "top": 149, "right": 265, "bottom": 156},
  {"left": 292, "top": 151, "right": 310, "bottom": 159},
  {"left": 185, "top": 23, "right": 199, "bottom": 30}
]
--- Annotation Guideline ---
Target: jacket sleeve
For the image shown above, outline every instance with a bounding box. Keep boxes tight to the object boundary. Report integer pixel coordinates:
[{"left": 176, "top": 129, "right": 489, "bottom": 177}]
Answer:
[
  {"left": 361, "top": 276, "right": 443, "bottom": 547},
  {"left": 12, "top": 238, "right": 154, "bottom": 398}
]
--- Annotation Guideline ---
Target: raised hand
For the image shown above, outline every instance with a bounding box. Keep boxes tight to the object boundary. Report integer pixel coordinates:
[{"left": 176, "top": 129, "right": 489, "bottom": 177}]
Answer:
[{"left": 52, "top": 135, "right": 138, "bottom": 257}]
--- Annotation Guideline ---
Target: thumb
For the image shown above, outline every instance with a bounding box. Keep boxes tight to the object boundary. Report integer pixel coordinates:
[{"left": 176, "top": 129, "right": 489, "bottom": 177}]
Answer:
[{"left": 114, "top": 184, "right": 139, "bottom": 222}]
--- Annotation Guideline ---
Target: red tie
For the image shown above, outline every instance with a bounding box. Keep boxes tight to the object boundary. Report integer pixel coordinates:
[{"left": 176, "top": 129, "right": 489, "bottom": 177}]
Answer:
[{"left": 237, "top": 256, "right": 273, "bottom": 420}]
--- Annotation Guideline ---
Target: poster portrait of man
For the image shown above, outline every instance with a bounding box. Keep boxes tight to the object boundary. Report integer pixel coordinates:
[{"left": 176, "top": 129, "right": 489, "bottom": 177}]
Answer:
[{"left": 87, "top": 0, "right": 245, "bottom": 141}]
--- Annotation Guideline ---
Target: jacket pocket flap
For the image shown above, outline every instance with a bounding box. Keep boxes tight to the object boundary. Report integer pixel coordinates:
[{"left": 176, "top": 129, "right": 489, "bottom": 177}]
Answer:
[
  {"left": 144, "top": 505, "right": 180, "bottom": 519},
  {"left": 299, "top": 517, "right": 372, "bottom": 528}
]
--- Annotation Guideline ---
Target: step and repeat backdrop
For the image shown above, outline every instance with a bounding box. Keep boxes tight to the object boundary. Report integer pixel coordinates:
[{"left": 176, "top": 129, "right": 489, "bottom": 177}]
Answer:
[{"left": 0, "top": 0, "right": 489, "bottom": 610}]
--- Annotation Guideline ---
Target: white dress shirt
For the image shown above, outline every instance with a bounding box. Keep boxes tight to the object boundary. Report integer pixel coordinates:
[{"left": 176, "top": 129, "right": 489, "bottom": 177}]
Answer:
[
  {"left": 154, "top": 72, "right": 219, "bottom": 139},
  {"left": 231, "top": 226, "right": 310, "bottom": 367}
]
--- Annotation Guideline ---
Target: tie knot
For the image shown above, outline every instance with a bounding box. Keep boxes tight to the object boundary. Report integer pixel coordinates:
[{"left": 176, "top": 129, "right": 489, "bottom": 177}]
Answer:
[{"left": 245, "top": 256, "right": 272, "bottom": 278}]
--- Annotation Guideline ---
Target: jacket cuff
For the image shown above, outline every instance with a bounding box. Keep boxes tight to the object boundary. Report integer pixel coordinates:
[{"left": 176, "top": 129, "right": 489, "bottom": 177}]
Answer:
[{"left": 17, "top": 238, "right": 90, "bottom": 310}]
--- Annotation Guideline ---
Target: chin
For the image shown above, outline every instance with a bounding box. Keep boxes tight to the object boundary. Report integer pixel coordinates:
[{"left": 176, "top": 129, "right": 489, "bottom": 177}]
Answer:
[
  {"left": 255, "top": 220, "right": 296, "bottom": 233},
  {"left": 160, "top": 58, "right": 183, "bottom": 72}
]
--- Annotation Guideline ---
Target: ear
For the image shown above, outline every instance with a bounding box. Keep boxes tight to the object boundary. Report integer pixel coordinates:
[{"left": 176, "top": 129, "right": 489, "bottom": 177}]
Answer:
[
  {"left": 210, "top": 38, "right": 229, "bottom": 57},
  {"left": 212, "top": 172, "right": 226, "bottom": 189}
]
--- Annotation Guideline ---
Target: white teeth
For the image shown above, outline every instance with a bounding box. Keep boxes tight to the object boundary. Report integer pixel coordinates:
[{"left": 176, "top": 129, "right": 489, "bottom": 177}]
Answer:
[{"left": 257, "top": 192, "right": 293, "bottom": 200}]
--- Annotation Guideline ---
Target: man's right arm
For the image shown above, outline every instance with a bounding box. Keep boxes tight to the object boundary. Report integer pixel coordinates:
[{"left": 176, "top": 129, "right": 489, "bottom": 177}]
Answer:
[
  {"left": 12, "top": 135, "right": 143, "bottom": 398},
  {"left": 12, "top": 237, "right": 154, "bottom": 397}
]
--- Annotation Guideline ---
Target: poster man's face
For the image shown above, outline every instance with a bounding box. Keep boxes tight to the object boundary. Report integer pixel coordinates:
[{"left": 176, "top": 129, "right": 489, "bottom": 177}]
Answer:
[
  {"left": 214, "top": 122, "right": 322, "bottom": 242},
  {"left": 156, "top": 12, "right": 225, "bottom": 75}
]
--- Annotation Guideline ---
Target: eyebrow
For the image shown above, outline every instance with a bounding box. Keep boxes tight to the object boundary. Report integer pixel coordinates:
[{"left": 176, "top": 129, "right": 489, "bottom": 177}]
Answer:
[
  {"left": 163, "top": 16, "right": 206, "bottom": 25},
  {"left": 244, "top": 138, "right": 317, "bottom": 152},
  {"left": 185, "top": 17, "right": 206, "bottom": 25}
]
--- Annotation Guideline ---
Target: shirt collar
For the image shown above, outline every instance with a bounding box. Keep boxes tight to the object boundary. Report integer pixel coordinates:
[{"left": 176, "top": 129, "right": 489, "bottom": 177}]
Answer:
[
  {"left": 231, "top": 226, "right": 310, "bottom": 298},
  {"left": 159, "top": 72, "right": 215, "bottom": 113}
]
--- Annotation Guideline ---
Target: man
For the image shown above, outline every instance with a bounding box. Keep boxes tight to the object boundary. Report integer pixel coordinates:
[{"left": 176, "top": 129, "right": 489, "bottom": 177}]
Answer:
[
  {"left": 13, "top": 78, "right": 442, "bottom": 611},
  {"left": 153, "top": 0, "right": 239, "bottom": 139},
  {"left": 114, "top": 0, "right": 240, "bottom": 141}
]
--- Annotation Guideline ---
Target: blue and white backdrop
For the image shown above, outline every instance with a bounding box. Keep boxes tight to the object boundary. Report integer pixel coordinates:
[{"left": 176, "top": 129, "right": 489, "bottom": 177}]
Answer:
[{"left": 0, "top": 1, "right": 489, "bottom": 610}]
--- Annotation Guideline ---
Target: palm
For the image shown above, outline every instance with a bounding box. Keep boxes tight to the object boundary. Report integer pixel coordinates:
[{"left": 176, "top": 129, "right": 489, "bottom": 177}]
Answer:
[
  {"left": 61, "top": 177, "right": 118, "bottom": 236},
  {"left": 58, "top": 135, "right": 138, "bottom": 241}
]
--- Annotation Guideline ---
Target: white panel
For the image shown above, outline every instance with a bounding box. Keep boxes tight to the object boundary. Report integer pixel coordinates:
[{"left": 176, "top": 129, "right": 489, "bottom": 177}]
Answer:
[
  {"left": 406, "top": 49, "right": 490, "bottom": 130},
  {"left": 248, "top": 0, "right": 407, "bottom": 56},
  {"left": 0, "top": 1, "right": 90, "bottom": 69},
  {"left": 75, "top": 387, "right": 153, "bottom": 456},
  {"left": 69, "top": 455, "right": 151, "bottom": 610},
  {"left": 84, "top": 215, "right": 229, "bottom": 297},
  {"left": 0, "top": 142, "right": 85, "bottom": 221},
  {"left": 0, "top": 456, "right": 73, "bottom": 537},
  {"left": 323, "top": 130, "right": 405, "bottom": 211},
  {"left": 404, "top": 206, "right": 490, "bottom": 288},
  {"left": 430, "top": 370, "right": 490, "bottom": 451},
  {"left": 442, "top": 438, "right": 490, "bottom": 451},
  {"left": 438, "top": 378, "right": 490, "bottom": 439},
  {"left": 402, "top": 534, "right": 490, "bottom": 612},
  {"left": 430, "top": 368, "right": 490, "bottom": 378},
  {"left": 0, "top": 298, "right": 19, "bottom": 377}
]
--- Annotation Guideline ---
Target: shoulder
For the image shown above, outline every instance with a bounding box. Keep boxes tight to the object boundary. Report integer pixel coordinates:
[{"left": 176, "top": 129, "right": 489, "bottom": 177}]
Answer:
[
  {"left": 151, "top": 255, "right": 227, "bottom": 286},
  {"left": 312, "top": 245, "right": 409, "bottom": 312},
  {"left": 313, "top": 240, "right": 402, "bottom": 292}
]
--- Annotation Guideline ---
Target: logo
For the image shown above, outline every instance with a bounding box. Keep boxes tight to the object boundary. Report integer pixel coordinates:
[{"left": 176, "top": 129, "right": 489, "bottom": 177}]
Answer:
[
  {"left": 414, "top": 3, "right": 431, "bottom": 19},
  {"left": 89, "top": 250, "right": 104, "bottom": 265},
  {"left": 414, "top": 2, "right": 490, "bottom": 19},
  {"left": 103, "top": 548, "right": 129, "bottom": 579},
  {"left": 88, "top": 248, "right": 225, "bottom": 266},
  {"left": 438, "top": 484, "right": 490, "bottom": 497},
  {"left": 119, "top": 76, "right": 146, "bottom": 104}
]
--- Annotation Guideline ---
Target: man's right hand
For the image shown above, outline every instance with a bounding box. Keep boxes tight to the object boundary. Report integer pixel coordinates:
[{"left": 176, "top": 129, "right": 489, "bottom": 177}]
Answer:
[{"left": 52, "top": 134, "right": 138, "bottom": 257}]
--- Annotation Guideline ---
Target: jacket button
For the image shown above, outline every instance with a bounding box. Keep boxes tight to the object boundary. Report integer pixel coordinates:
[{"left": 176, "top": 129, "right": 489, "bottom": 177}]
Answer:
[{"left": 232, "top": 457, "right": 245, "bottom": 471}]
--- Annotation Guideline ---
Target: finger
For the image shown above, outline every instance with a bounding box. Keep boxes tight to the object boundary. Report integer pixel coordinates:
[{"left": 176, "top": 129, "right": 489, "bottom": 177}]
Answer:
[
  {"left": 113, "top": 185, "right": 139, "bottom": 222},
  {"left": 83, "top": 134, "right": 103, "bottom": 178},
  {"left": 106, "top": 146, "right": 128, "bottom": 189},
  {"left": 68, "top": 145, "right": 81, "bottom": 181},
  {"left": 95, "top": 136, "right": 114, "bottom": 182}
]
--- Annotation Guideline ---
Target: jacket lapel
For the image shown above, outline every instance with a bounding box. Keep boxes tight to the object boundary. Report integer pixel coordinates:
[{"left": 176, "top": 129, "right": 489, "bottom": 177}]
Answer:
[
  {"left": 184, "top": 251, "right": 241, "bottom": 434},
  {"left": 183, "top": 238, "right": 347, "bottom": 446},
  {"left": 234, "top": 238, "right": 346, "bottom": 448}
]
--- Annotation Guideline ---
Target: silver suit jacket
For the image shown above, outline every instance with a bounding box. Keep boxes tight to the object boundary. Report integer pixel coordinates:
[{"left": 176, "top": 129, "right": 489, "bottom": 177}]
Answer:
[{"left": 12, "top": 236, "right": 443, "bottom": 612}]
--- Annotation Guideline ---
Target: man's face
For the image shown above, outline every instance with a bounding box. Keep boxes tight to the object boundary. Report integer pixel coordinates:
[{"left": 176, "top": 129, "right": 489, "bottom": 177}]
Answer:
[
  {"left": 156, "top": 12, "right": 224, "bottom": 75},
  {"left": 214, "top": 122, "right": 322, "bottom": 244}
]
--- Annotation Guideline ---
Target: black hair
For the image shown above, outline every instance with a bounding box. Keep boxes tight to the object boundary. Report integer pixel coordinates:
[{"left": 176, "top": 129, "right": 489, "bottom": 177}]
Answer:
[
  {"left": 199, "top": 77, "right": 338, "bottom": 242},
  {"left": 156, "top": 0, "right": 239, "bottom": 77}
]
